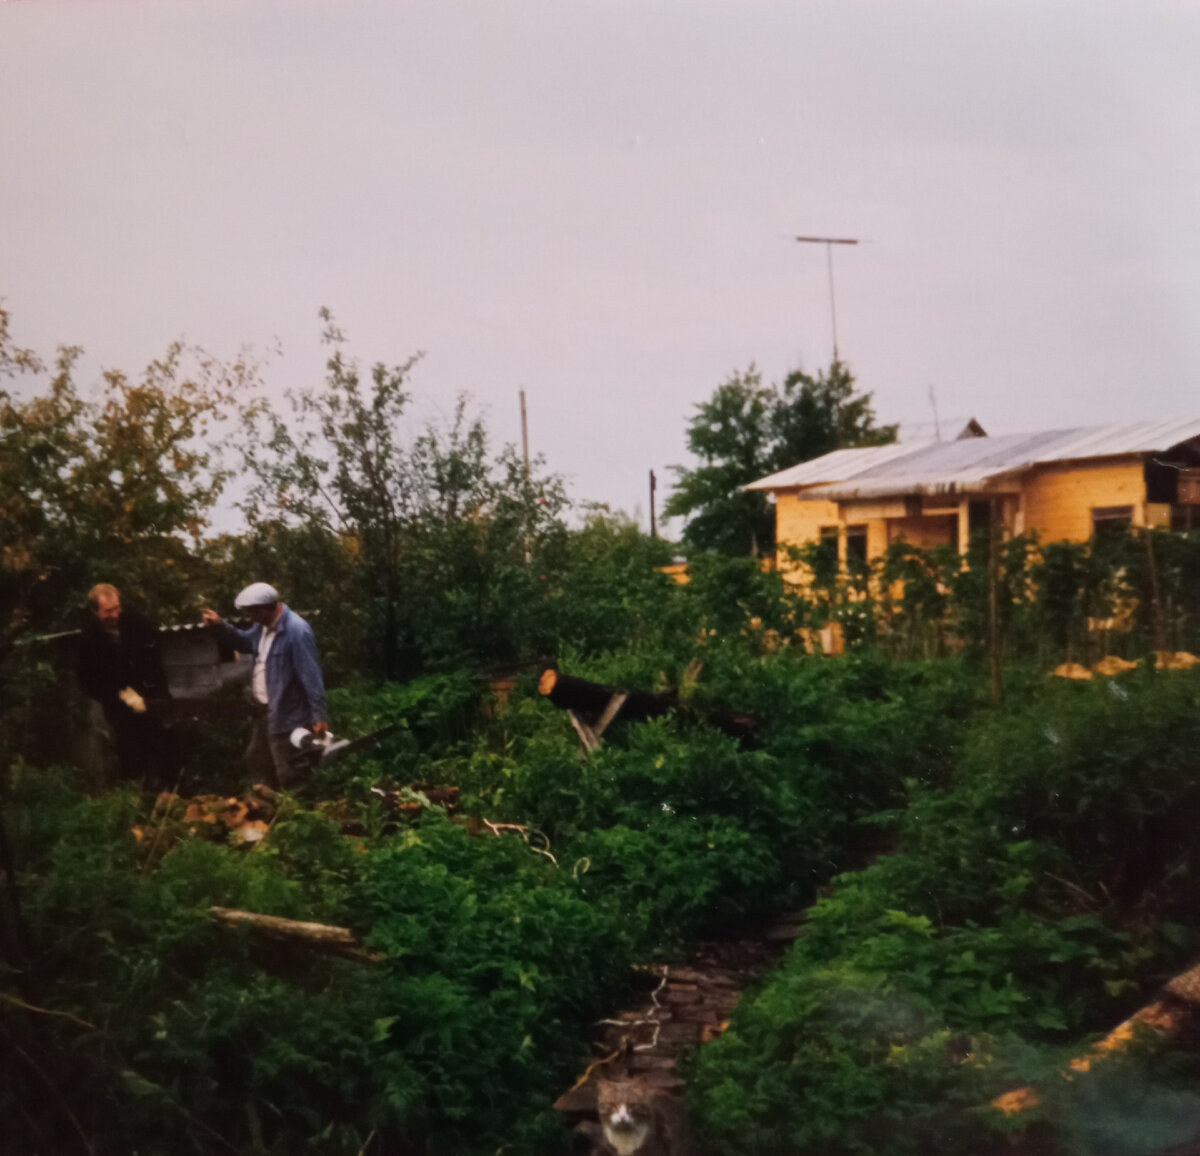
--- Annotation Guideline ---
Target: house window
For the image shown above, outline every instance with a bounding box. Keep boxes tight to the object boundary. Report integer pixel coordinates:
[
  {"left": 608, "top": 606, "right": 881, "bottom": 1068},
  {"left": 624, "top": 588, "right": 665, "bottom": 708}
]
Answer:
[
  {"left": 846, "top": 525, "right": 868, "bottom": 567},
  {"left": 1092, "top": 506, "right": 1133, "bottom": 537},
  {"left": 964, "top": 499, "right": 996, "bottom": 555},
  {"left": 968, "top": 500, "right": 991, "bottom": 536}
]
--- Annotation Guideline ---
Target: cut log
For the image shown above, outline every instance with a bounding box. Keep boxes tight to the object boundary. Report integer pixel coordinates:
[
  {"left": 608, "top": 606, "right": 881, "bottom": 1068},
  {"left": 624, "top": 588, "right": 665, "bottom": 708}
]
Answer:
[
  {"left": 538, "top": 670, "right": 757, "bottom": 740},
  {"left": 539, "top": 670, "right": 670, "bottom": 721},
  {"left": 209, "top": 906, "right": 380, "bottom": 964}
]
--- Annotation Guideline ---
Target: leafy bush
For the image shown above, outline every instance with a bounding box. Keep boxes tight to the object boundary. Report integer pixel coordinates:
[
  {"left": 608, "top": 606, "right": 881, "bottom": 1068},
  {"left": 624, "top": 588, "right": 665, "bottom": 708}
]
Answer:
[
  {"left": 440, "top": 652, "right": 992, "bottom": 973},
  {"left": 10, "top": 635, "right": 1200, "bottom": 1154},
  {"left": 347, "top": 815, "right": 637, "bottom": 1150},
  {"left": 455, "top": 705, "right": 828, "bottom": 947},
  {"left": 1, "top": 771, "right": 635, "bottom": 1154},
  {"left": 547, "top": 505, "right": 683, "bottom": 655},
  {"left": 689, "top": 968, "right": 1046, "bottom": 1156},
  {"left": 689, "top": 669, "right": 1200, "bottom": 1155}
]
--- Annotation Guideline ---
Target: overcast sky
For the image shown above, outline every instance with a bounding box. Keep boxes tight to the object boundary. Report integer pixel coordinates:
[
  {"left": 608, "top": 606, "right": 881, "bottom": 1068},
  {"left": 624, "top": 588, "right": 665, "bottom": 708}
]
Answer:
[{"left": 3, "top": 1, "right": 1199, "bottom": 530}]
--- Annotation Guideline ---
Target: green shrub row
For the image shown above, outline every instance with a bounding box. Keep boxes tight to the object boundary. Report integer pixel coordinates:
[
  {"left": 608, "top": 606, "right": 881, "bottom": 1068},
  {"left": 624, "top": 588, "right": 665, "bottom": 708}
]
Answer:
[
  {"left": 687, "top": 668, "right": 1200, "bottom": 1155},
  {"left": 1, "top": 652, "right": 981, "bottom": 1153}
]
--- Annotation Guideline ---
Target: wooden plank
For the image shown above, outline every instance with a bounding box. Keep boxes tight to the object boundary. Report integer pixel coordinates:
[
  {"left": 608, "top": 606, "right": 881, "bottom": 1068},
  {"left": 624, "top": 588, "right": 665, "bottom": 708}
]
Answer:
[
  {"left": 209, "top": 906, "right": 381, "bottom": 964},
  {"left": 592, "top": 691, "right": 629, "bottom": 739},
  {"left": 567, "top": 710, "right": 601, "bottom": 752}
]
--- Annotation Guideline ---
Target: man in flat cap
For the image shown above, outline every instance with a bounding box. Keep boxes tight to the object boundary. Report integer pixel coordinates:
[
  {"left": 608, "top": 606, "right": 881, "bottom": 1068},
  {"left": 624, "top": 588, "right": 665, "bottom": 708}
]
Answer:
[{"left": 201, "top": 583, "right": 328, "bottom": 789}]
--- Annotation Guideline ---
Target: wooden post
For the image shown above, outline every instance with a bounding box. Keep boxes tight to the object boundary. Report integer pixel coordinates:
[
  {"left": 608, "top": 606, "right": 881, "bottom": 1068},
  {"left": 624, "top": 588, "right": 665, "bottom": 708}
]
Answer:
[
  {"left": 520, "top": 389, "right": 532, "bottom": 564},
  {"left": 989, "top": 497, "right": 1002, "bottom": 706},
  {"left": 649, "top": 470, "right": 658, "bottom": 539},
  {"left": 520, "top": 389, "right": 530, "bottom": 480},
  {"left": 1144, "top": 528, "right": 1168, "bottom": 652}
]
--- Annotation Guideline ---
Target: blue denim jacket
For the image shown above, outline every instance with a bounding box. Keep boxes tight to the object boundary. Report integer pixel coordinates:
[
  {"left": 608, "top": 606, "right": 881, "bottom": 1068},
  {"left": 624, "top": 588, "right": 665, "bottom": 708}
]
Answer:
[{"left": 212, "top": 605, "right": 327, "bottom": 734}]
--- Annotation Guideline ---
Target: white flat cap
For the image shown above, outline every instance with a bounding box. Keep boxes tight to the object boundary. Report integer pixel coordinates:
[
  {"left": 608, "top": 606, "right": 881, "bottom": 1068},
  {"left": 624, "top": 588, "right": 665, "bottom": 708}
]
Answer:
[{"left": 234, "top": 582, "right": 280, "bottom": 609}]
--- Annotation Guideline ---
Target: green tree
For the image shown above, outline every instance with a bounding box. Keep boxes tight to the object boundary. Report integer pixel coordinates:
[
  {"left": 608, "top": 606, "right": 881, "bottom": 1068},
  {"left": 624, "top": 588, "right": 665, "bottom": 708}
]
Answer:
[
  {"left": 0, "top": 304, "right": 252, "bottom": 778},
  {"left": 239, "top": 308, "right": 420, "bottom": 677},
  {"left": 666, "top": 360, "right": 895, "bottom": 557},
  {"left": 665, "top": 367, "right": 776, "bottom": 557},
  {"left": 770, "top": 360, "right": 896, "bottom": 471},
  {"left": 0, "top": 304, "right": 251, "bottom": 629},
  {"left": 400, "top": 399, "right": 570, "bottom": 669},
  {"left": 549, "top": 504, "right": 679, "bottom": 654},
  {"left": 240, "top": 310, "right": 569, "bottom": 677}
]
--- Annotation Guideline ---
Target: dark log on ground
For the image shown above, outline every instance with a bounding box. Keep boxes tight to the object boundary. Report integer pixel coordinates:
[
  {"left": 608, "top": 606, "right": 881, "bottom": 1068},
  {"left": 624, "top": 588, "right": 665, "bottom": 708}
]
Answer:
[
  {"left": 538, "top": 670, "right": 758, "bottom": 740},
  {"left": 209, "top": 907, "right": 380, "bottom": 964},
  {"left": 539, "top": 671, "right": 672, "bottom": 722}
]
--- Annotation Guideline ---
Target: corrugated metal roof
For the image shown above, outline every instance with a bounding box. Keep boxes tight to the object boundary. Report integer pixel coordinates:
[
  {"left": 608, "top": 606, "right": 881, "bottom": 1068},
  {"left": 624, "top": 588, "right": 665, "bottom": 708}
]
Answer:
[
  {"left": 746, "top": 418, "right": 1200, "bottom": 501},
  {"left": 747, "top": 439, "right": 938, "bottom": 491},
  {"left": 1016, "top": 418, "right": 1200, "bottom": 463}
]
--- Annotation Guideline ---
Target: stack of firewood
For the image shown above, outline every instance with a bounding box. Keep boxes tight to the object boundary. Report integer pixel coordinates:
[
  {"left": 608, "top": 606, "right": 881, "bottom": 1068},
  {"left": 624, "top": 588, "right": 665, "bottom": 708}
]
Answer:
[{"left": 131, "top": 783, "right": 462, "bottom": 856}]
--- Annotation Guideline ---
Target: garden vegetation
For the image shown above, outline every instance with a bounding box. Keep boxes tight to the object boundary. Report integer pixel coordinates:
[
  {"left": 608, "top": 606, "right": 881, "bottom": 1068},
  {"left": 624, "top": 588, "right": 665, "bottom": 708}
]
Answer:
[{"left": 5, "top": 306, "right": 1200, "bottom": 1154}]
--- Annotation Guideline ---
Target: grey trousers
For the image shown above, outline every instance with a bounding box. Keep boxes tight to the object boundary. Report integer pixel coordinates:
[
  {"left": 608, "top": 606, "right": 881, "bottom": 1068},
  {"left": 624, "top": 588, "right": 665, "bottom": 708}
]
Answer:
[{"left": 245, "top": 717, "right": 305, "bottom": 789}]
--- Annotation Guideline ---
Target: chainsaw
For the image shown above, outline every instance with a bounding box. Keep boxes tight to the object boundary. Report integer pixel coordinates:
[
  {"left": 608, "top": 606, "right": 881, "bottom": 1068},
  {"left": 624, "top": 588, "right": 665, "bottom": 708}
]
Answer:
[{"left": 288, "top": 722, "right": 401, "bottom": 766}]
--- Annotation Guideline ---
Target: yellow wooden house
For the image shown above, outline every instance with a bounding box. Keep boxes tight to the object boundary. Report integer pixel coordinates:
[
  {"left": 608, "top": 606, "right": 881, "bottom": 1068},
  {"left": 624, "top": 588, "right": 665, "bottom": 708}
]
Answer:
[{"left": 746, "top": 419, "right": 1200, "bottom": 573}]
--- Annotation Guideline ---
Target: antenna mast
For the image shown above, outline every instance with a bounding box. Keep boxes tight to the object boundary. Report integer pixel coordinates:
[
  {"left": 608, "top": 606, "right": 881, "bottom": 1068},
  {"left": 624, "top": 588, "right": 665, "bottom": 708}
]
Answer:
[
  {"left": 794, "top": 235, "right": 859, "bottom": 362},
  {"left": 928, "top": 385, "right": 942, "bottom": 442}
]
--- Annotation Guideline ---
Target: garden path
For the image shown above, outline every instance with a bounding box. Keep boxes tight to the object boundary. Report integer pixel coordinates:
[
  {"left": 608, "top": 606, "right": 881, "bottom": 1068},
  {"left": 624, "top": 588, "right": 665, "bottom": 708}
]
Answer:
[{"left": 553, "top": 913, "right": 805, "bottom": 1151}]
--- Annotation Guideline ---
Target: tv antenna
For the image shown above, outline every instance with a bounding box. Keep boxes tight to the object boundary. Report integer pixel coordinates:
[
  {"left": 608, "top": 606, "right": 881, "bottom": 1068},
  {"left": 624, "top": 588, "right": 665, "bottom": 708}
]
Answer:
[{"left": 794, "top": 235, "right": 859, "bottom": 362}]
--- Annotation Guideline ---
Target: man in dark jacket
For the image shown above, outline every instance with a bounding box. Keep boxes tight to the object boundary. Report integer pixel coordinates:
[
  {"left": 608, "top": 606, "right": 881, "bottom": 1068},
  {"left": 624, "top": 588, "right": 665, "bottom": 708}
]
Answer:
[{"left": 77, "top": 583, "right": 179, "bottom": 787}]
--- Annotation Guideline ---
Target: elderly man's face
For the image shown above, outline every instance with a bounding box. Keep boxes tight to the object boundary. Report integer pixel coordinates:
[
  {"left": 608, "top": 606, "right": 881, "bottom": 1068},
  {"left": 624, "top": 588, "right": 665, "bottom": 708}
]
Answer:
[
  {"left": 94, "top": 592, "right": 121, "bottom": 626},
  {"left": 246, "top": 603, "right": 279, "bottom": 628}
]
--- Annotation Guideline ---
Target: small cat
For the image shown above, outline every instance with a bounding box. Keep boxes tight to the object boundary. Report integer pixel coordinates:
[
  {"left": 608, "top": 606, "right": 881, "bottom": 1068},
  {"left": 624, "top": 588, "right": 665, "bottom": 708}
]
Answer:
[{"left": 594, "top": 1078, "right": 691, "bottom": 1156}]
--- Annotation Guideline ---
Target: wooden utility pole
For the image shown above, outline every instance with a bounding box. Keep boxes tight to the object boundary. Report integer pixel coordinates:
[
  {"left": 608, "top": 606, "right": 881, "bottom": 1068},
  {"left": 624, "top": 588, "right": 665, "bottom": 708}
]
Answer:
[
  {"left": 989, "top": 497, "right": 1002, "bottom": 706},
  {"left": 519, "top": 389, "right": 530, "bottom": 480},
  {"left": 649, "top": 469, "right": 658, "bottom": 538},
  {"left": 794, "top": 235, "right": 859, "bottom": 361},
  {"left": 1144, "top": 527, "right": 1168, "bottom": 651},
  {"left": 520, "top": 390, "right": 531, "bottom": 563}
]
